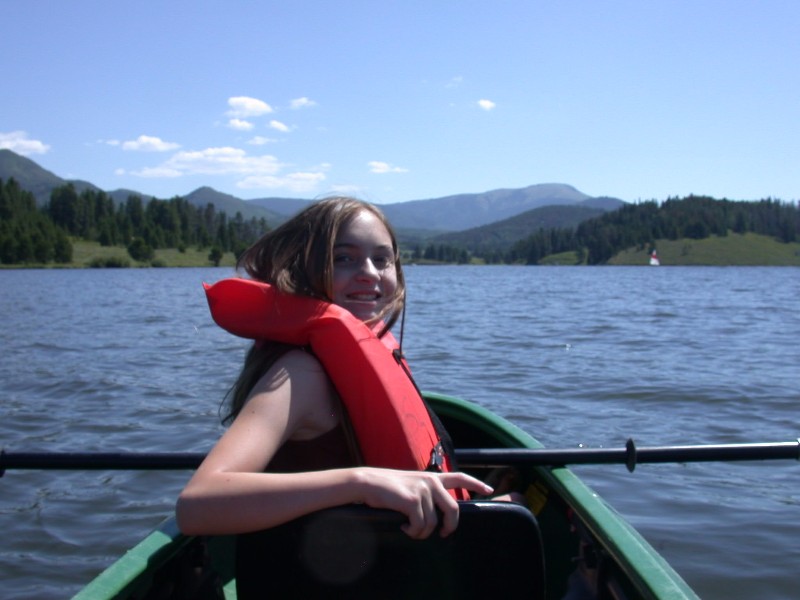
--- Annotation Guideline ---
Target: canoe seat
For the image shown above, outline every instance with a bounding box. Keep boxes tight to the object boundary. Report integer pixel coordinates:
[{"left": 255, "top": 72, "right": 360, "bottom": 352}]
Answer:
[{"left": 235, "top": 500, "right": 545, "bottom": 599}]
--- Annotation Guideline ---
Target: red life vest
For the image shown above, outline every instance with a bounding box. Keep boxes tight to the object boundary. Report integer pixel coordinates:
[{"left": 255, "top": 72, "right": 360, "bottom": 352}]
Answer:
[{"left": 204, "top": 278, "right": 464, "bottom": 496}]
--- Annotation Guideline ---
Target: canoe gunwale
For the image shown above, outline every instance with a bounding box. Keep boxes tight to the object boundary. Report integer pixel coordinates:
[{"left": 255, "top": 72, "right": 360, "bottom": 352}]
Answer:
[
  {"left": 426, "top": 393, "right": 699, "bottom": 600},
  {"left": 72, "top": 518, "right": 190, "bottom": 600},
  {"left": 74, "top": 392, "right": 698, "bottom": 600}
]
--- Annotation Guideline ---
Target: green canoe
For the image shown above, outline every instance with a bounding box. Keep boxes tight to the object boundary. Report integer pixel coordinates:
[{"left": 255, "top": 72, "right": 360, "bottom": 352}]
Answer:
[{"left": 74, "top": 393, "right": 698, "bottom": 599}]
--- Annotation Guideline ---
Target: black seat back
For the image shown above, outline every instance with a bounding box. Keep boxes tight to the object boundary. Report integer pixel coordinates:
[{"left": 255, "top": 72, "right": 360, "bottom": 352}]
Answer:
[{"left": 236, "top": 500, "right": 545, "bottom": 599}]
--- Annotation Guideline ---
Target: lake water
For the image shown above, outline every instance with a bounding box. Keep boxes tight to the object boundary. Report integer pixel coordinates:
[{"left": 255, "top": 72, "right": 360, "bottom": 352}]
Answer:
[{"left": 1, "top": 266, "right": 798, "bottom": 599}]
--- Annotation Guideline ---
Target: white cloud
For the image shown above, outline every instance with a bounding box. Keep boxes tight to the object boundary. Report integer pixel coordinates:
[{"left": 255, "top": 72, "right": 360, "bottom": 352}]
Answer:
[
  {"left": 129, "top": 166, "right": 184, "bottom": 178},
  {"left": 126, "top": 144, "right": 328, "bottom": 195},
  {"left": 238, "top": 171, "right": 326, "bottom": 193},
  {"left": 161, "top": 147, "right": 282, "bottom": 175},
  {"left": 128, "top": 146, "right": 282, "bottom": 178},
  {"left": 228, "top": 118, "right": 254, "bottom": 131},
  {"left": 0, "top": 130, "right": 50, "bottom": 155},
  {"left": 122, "top": 135, "right": 181, "bottom": 152},
  {"left": 227, "top": 96, "right": 273, "bottom": 118},
  {"left": 247, "top": 136, "right": 276, "bottom": 145},
  {"left": 478, "top": 99, "right": 496, "bottom": 111},
  {"left": 269, "top": 120, "right": 290, "bottom": 133},
  {"left": 368, "top": 161, "right": 408, "bottom": 174},
  {"left": 445, "top": 75, "right": 464, "bottom": 88},
  {"left": 290, "top": 97, "right": 317, "bottom": 109}
]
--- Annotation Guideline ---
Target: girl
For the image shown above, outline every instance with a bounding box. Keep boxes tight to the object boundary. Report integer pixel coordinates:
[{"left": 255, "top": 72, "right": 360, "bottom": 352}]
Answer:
[{"left": 176, "top": 197, "right": 492, "bottom": 544}]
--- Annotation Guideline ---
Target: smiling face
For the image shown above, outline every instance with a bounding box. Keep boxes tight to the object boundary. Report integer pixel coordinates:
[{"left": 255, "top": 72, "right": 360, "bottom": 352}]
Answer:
[{"left": 331, "top": 210, "right": 399, "bottom": 324}]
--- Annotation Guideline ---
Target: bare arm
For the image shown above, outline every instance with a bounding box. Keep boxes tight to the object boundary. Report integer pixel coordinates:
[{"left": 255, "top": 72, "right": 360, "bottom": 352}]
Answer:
[{"left": 176, "top": 350, "right": 492, "bottom": 538}]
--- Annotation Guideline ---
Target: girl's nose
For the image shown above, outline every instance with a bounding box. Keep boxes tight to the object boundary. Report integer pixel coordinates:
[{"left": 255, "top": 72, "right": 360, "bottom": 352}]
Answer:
[{"left": 356, "top": 258, "right": 380, "bottom": 280}]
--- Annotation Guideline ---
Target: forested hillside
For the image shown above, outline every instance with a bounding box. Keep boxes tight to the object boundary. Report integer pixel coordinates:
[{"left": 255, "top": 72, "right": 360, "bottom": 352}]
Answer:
[
  {"left": 509, "top": 196, "right": 799, "bottom": 264},
  {"left": 430, "top": 204, "right": 606, "bottom": 262},
  {"left": 0, "top": 178, "right": 73, "bottom": 264},
  {"left": 2, "top": 176, "right": 798, "bottom": 267},
  {"left": 1, "top": 178, "right": 269, "bottom": 266}
]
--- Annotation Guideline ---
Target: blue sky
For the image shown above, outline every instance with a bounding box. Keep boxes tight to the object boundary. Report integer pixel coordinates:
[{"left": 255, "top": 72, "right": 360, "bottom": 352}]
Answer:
[{"left": 2, "top": 1, "right": 797, "bottom": 204}]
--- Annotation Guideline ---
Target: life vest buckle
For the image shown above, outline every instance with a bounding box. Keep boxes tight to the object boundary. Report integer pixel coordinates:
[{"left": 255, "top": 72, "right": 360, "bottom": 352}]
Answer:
[{"left": 427, "top": 442, "right": 445, "bottom": 472}]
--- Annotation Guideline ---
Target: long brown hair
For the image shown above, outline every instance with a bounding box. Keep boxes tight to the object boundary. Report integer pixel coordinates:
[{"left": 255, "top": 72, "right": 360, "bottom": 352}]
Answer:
[{"left": 222, "top": 197, "right": 406, "bottom": 424}]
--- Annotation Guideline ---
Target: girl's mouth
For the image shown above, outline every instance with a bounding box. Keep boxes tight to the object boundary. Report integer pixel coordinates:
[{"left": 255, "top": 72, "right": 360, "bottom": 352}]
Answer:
[{"left": 347, "top": 292, "right": 381, "bottom": 301}]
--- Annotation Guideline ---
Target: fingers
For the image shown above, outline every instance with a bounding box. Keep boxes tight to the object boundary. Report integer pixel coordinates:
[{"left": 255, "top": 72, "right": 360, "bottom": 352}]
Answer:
[
  {"left": 403, "top": 472, "right": 494, "bottom": 539},
  {"left": 436, "top": 490, "right": 460, "bottom": 538},
  {"left": 357, "top": 467, "right": 495, "bottom": 540},
  {"left": 440, "top": 472, "right": 494, "bottom": 496},
  {"left": 401, "top": 487, "right": 438, "bottom": 540}
]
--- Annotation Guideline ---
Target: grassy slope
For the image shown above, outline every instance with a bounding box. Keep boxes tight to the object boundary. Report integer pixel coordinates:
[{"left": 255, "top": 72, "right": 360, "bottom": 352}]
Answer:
[
  {"left": 538, "top": 233, "right": 800, "bottom": 266},
  {"left": 608, "top": 233, "right": 800, "bottom": 266},
  {"left": 62, "top": 241, "right": 236, "bottom": 268},
  {"left": 6, "top": 233, "right": 799, "bottom": 268}
]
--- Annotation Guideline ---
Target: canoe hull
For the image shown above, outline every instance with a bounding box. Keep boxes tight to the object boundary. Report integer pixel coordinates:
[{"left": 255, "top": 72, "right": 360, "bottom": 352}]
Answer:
[{"left": 74, "top": 393, "right": 698, "bottom": 600}]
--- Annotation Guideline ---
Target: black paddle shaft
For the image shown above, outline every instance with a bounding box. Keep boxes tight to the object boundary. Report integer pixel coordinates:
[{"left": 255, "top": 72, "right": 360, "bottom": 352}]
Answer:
[
  {"left": 0, "top": 451, "right": 202, "bottom": 474},
  {"left": 456, "top": 439, "right": 800, "bottom": 472},
  {"left": 2, "top": 439, "right": 799, "bottom": 475}
]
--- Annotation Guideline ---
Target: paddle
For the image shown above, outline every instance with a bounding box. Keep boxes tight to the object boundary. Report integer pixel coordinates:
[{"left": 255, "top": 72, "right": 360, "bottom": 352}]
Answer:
[
  {"left": 2, "top": 439, "right": 798, "bottom": 475},
  {"left": 457, "top": 439, "right": 800, "bottom": 471}
]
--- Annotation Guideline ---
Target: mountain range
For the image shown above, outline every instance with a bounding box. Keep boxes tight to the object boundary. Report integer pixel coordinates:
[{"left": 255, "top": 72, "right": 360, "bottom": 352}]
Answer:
[{"left": 0, "top": 149, "right": 624, "bottom": 244}]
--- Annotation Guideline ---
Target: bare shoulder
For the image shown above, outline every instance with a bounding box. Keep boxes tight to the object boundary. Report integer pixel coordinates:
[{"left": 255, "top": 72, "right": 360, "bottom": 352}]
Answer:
[
  {"left": 251, "top": 348, "right": 327, "bottom": 394},
  {"left": 278, "top": 347, "right": 327, "bottom": 373},
  {"left": 249, "top": 348, "right": 340, "bottom": 440}
]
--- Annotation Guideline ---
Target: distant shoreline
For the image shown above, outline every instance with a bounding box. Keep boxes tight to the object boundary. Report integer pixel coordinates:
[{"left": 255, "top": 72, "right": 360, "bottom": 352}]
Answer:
[{"left": 4, "top": 234, "right": 799, "bottom": 269}]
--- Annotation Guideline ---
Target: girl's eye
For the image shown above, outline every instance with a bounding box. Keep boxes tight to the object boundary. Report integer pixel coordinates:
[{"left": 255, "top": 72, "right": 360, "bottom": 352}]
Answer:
[{"left": 333, "top": 254, "right": 393, "bottom": 269}]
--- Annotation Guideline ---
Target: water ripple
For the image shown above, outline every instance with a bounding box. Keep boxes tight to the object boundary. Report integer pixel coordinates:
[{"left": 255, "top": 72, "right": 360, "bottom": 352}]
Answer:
[{"left": 1, "top": 266, "right": 798, "bottom": 598}]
